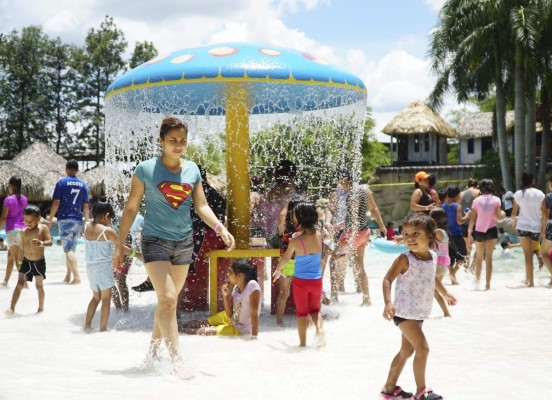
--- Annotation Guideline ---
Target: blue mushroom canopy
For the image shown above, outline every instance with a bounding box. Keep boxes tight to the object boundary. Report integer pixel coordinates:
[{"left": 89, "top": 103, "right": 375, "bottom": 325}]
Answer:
[{"left": 105, "top": 43, "right": 366, "bottom": 115}]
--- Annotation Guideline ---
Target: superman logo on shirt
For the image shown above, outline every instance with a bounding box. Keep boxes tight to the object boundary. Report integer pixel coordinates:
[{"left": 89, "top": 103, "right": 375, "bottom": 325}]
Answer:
[{"left": 157, "top": 181, "right": 192, "bottom": 209}]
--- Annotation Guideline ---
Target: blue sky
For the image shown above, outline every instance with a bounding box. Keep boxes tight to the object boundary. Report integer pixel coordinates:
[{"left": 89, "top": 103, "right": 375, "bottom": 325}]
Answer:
[
  {"left": 0, "top": 0, "right": 452, "bottom": 141},
  {"left": 283, "top": 1, "right": 438, "bottom": 59}
]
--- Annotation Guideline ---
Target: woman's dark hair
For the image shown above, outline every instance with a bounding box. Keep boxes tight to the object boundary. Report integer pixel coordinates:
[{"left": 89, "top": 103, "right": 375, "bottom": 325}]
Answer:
[
  {"left": 403, "top": 213, "right": 435, "bottom": 246},
  {"left": 250, "top": 175, "right": 264, "bottom": 193},
  {"left": 159, "top": 116, "right": 188, "bottom": 139},
  {"left": 386, "top": 221, "right": 395, "bottom": 228},
  {"left": 24, "top": 204, "right": 41, "bottom": 217},
  {"left": 428, "top": 174, "right": 437, "bottom": 187},
  {"left": 335, "top": 168, "right": 353, "bottom": 181},
  {"left": 274, "top": 160, "right": 297, "bottom": 180},
  {"left": 294, "top": 202, "right": 318, "bottom": 230},
  {"left": 285, "top": 198, "right": 302, "bottom": 231},
  {"left": 429, "top": 207, "right": 448, "bottom": 230},
  {"left": 91, "top": 201, "right": 115, "bottom": 223},
  {"left": 231, "top": 258, "right": 257, "bottom": 283},
  {"left": 521, "top": 171, "right": 534, "bottom": 191},
  {"left": 8, "top": 176, "right": 22, "bottom": 199},
  {"left": 446, "top": 186, "right": 460, "bottom": 199},
  {"left": 468, "top": 178, "right": 479, "bottom": 188},
  {"left": 479, "top": 179, "right": 495, "bottom": 195}
]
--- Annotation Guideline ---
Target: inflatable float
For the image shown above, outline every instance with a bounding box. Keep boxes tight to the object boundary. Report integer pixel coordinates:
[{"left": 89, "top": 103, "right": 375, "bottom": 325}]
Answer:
[{"left": 372, "top": 237, "right": 407, "bottom": 254}]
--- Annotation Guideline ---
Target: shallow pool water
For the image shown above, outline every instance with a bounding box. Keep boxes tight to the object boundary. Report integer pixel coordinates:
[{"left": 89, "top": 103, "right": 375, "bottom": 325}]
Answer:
[{"left": 0, "top": 244, "right": 550, "bottom": 399}]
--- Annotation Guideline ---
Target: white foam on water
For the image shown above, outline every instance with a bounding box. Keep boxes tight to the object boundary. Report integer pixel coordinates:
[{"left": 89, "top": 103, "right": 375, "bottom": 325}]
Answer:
[{"left": 0, "top": 245, "right": 550, "bottom": 399}]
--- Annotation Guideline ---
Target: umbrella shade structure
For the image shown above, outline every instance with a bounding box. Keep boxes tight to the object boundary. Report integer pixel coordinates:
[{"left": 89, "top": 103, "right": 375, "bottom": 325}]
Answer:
[
  {"left": 105, "top": 42, "right": 367, "bottom": 248},
  {"left": 0, "top": 161, "right": 46, "bottom": 200}
]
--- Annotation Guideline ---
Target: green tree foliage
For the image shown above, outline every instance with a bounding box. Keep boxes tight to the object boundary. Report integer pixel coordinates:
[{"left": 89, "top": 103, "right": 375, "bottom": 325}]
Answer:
[
  {"left": 447, "top": 142, "right": 459, "bottom": 165},
  {"left": 0, "top": 26, "right": 52, "bottom": 156},
  {"left": 44, "top": 38, "right": 80, "bottom": 154},
  {"left": 185, "top": 134, "right": 225, "bottom": 175},
  {"left": 473, "top": 149, "right": 514, "bottom": 189},
  {"left": 361, "top": 108, "right": 388, "bottom": 182},
  {"left": 128, "top": 41, "right": 158, "bottom": 69},
  {"left": 250, "top": 115, "right": 362, "bottom": 198},
  {"left": 74, "top": 16, "right": 127, "bottom": 164}
]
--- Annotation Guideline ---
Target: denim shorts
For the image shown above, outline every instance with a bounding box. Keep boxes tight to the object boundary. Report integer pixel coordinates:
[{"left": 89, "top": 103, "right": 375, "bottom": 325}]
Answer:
[
  {"left": 141, "top": 235, "right": 193, "bottom": 265},
  {"left": 58, "top": 219, "right": 83, "bottom": 252}
]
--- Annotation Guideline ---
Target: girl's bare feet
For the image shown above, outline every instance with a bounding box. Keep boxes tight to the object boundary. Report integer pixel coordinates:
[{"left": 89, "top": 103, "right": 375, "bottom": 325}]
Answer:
[
  {"left": 70, "top": 278, "right": 81, "bottom": 285},
  {"left": 5, "top": 308, "right": 14, "bottom": 316},
  {"left": 63, "top": 274, "right": 71, "bottom": 283},
  {"left": 360, "top": 296, "right": 372, "bottom": 307}
]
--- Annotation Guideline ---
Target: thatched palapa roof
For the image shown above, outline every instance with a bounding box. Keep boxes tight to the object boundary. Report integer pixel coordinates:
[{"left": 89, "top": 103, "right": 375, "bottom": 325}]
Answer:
[
  {"left": 382, "top": 100, "right": 456, "bottom": 138},
  {"left": 457, "top": 111, "right": 515, "bottom": 139},
  {"left": 82, "top": 165, "right": 106, "bottom": 197},
  {"left": 0, "top": 161, "right": 46, "bottom": 200},
  {"left": 12, "top": 142, "right": 68, "bottom": 175},
  {"left": 11, "top": 141, "right": 67, "bottom": 198}
]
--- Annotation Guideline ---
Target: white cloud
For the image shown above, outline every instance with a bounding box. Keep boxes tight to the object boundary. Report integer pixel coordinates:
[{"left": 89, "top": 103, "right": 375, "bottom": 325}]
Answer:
[
  {"left": 423, "top": 0, "right": 445, "bottom": 13},
  {"left": 0, "top": 0, "right": 460, "bottom": 144}
]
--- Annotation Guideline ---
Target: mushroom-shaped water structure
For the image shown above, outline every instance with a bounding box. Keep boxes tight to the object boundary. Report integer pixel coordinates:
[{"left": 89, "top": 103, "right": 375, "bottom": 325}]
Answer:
[{"left": 105, "top": 42, "right": 367, "bottom": 249}]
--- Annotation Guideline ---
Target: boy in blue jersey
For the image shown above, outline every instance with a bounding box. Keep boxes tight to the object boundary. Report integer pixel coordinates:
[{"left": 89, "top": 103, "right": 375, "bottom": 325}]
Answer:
[{"left": 47, "top": 160, "right": 90, "bottom": 284}]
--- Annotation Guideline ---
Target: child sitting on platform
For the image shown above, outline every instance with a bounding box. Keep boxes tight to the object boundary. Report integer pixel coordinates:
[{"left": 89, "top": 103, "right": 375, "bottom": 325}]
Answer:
[{"left": 178, "top": 259, "right": 260, "bottom": 338}]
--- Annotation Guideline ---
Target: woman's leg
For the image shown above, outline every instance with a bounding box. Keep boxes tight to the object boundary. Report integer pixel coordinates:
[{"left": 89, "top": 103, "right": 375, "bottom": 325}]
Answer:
[
  {"left": 145, "top": 261, "right": 189, "bottom": 361},
  {"left": 519, "top": 237, "right": 535, "bottom": 286},
  {"left": 2, "top": 245, "right": 18, "bottom": 285},
  {"left": 353, "top": 244, "right": 371, "bottom": 305},
  {"left": 473, "top": 240, "right": 486, "bottom": 286},
  {"left": 99, "top": 288, "right": 112, "bottom": 332},
  {"left": 84, "top": 291, "right": 101, "bottom": 330},
  {"left": 329, "top": 252, "right": 347, "bottom": 301},
  {"left": 433, "top": 267, "right": 450, "bottom": 316},
  {"left": 484, "top": 239, "right": 498, "bottom": 290},
  {"left": 276, "top": 276, "right": 292, "bottom": 326},
  {"left": 539, "top": 238, "right": 552, "bottom": 285},
  {"left": 382, "top": 332, "right": 415, "bottom": 393},
  {"left": 398, "top": 321, "right": 429, "bottom": 394}
]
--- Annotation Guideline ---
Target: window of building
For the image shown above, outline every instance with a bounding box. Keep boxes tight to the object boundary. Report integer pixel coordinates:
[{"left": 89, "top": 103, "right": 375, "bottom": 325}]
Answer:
[
  {"left": 424, "top": 134, "right": 430, "bottom": 152},
  {"left": 414, "top": 135, "right": 420, "bottom": 152},
  {"left": 467, "top": 138, "right": 475, "bottom": 154}
]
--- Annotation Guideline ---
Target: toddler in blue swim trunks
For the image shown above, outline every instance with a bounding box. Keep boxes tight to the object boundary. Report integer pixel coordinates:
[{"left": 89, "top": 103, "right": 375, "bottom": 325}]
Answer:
[{"left": 83, "top": 201, "right": 137, "bottom": 332}]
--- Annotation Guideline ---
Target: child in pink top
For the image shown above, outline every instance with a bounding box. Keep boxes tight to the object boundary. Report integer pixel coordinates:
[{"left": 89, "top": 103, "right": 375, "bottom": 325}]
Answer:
[
  {"left": 429, "top": 208, "right": 451, "bottom": 317},
  {"left": 468, "top": 179, "right": 503, "bottom": 290},
  {"left": 0, "top": 176, "right": 28, "bottom": 286}
]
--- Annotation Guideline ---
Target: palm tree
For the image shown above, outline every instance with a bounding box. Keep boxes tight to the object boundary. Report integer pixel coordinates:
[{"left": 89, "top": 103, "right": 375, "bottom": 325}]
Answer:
[
  {"left": 532, "top": 0, "right": 552, "bottom": 187},
  {"left": 510, "top": 1, "right": 540, "bottom": 185},
  {"left": 429, "top": 0, "right": 513, "bottom": 191}
]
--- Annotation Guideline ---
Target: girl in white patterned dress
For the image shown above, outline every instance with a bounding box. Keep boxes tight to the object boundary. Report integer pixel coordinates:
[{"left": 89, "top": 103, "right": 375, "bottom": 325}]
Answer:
[{"left": 381, "top": 213, "right": 457, "bottom": 400}]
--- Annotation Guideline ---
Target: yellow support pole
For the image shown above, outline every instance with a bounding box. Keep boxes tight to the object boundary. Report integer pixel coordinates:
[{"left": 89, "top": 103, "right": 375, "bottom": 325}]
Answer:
[{"left": 225, "top": 83, "right": 250, "bottom": 249}]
